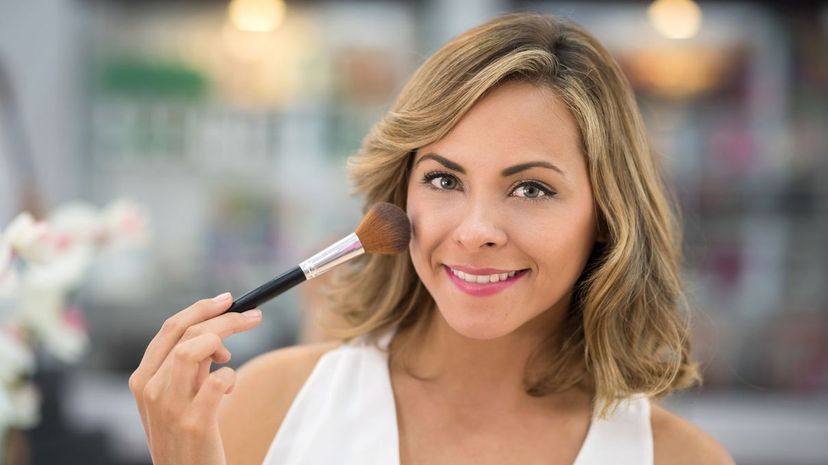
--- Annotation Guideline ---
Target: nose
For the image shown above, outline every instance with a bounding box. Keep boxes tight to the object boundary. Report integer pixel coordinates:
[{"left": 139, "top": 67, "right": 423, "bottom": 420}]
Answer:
[{"left": 452, "top": 203, "right": 508, "bottom": 250}]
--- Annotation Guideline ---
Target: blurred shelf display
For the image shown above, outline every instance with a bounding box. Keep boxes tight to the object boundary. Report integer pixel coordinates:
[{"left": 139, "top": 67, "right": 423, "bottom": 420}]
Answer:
[
  {"left": 2, "top": 0, "right": 824, "bottom": 464},
  {"left": 79, "top": 2, "right": 417, "bottom": 355},
  {"left": 532, "top": 2, "right": 828, "bottom": 395},
  {"left": 665, "top": 390, "right": 828, "bottom": 464},
  {"left": 77, "top": 0, "right": 828, "bottom": 395}
]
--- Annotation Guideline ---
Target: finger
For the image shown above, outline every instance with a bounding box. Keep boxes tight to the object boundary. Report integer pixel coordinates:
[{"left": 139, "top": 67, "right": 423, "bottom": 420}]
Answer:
[
  {"left": 189, "top": 309, "right": 261, "bottom": 386},
  {"left": 179, "top": 308, "right": 264, "bottom": 343},
  {"left": 132, "top": 293, "right": 235, "bottom": 390},
  {"left": 197, "top": 345, "right": 232, "bottom": 388},
  {"left": 188, "top": 367, "right": 236, "bottom": 425},
  {"left": 196, "top": 358, "right": 213, "bottom": 391},
  {"left": 168, "top": 333, "right": 228, "bottom": 402},
  {"left": 134, "top": 347, "right": 225, "bottom": 436},
  {"left": 153, "top": 307, "right": 261, "bottom": 392},
  {"left": 212, "top": 345, "right": 232, "bottom": 364},
  {"left": 128, "top": 372, "right": 152, "bottom": 444}
]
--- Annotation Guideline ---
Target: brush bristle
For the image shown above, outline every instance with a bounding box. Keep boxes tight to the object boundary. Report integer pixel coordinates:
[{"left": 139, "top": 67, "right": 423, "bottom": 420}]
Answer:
[{"left": 355, "top": 202, "right": 411, "bottom": 254}]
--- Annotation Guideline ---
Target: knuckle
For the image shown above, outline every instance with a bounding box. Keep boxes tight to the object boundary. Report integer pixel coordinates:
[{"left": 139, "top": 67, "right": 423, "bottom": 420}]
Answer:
[
  {"left": 128, "top": 371, "right": 144, "bottom": 395},
  {"left": 198, "top": 333, "right": 223, "bottom": 352},
  {"left": 204, "top": 332, "right": 222, "bottom": 346},
  {"left": 217, "top": 348, "right": 232, "bottom": 363},
  {"left": 172, "top": 344, "right": 194, "bottom": 363},
  {"left": 142, "top": 380, "right": 161, "bottom": 404},
  {"left": 160, "top": 317, "right": 181, "bottom": 336},
  {"left": 181, "top": 325, "right": 201, "bottom": 341}
]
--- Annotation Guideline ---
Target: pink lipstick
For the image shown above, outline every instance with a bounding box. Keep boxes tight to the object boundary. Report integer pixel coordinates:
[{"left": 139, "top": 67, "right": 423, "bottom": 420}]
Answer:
[{"left": 444, "top": 265, "right": 528, "bottom": 297}]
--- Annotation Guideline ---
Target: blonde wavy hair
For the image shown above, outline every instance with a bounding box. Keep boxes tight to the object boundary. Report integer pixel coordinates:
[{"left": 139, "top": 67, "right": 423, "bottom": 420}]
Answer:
[{"left": 324, "top": 12, "right": 699, "bottom": 415}]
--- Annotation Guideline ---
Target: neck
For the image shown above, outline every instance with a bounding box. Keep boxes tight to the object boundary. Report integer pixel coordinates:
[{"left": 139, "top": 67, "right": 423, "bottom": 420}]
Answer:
[{"left": 391, "top": 301, "right": 569, "bottom": 403}]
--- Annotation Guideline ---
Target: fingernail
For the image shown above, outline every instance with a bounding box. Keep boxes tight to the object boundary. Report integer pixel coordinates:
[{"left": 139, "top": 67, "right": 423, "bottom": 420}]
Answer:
[
  {"left": 212, "top": 292, "right": 232, "bottom": 302},
  {"left": 242, "top": 309, "right": 262, "bottom": 319}
]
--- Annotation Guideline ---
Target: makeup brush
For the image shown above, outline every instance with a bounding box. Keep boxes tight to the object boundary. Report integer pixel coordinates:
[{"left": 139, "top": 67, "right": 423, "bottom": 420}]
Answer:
[{"left": 225, "top": 202, "right": 410, "bottom": 313}]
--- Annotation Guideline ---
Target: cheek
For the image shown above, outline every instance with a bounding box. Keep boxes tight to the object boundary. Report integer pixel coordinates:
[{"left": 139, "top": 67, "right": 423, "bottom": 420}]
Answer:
[
  {"left": 406, "top": 190, "right": 435, "bottom": 269},
  {"left": 532, "top": 202, "right": 597, "bottom": 276},
  {"left": 406, "top": 190, "right": 459, "bottom": 268}
]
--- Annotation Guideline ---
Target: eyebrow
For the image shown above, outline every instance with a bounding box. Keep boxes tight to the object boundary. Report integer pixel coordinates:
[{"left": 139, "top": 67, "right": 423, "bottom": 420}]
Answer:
[{"left": 414, "top": 153, "right": 565, "bottom": 177}]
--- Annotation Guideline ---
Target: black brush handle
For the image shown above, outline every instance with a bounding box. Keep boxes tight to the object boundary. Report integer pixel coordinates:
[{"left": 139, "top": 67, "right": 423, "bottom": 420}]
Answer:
[{"left": 225, "top": 266, "right": 307, "bottom": 313}]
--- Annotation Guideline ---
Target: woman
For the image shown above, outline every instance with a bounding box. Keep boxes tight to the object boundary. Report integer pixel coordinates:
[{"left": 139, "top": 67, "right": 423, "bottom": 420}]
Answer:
[{"left": 129, "top": 13, "right": 734, "bottom": 465}]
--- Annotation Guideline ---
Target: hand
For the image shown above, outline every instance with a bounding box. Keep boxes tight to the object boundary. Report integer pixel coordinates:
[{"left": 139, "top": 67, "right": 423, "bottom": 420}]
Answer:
[{"left": 128, "top": 292, "right": 263, "bottom": 465}]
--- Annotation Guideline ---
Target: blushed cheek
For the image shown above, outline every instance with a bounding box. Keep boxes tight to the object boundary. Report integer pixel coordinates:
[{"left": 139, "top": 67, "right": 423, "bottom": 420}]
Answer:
[
  {"left": 406, "top": 194, "right": 430, "bottom": 270},
  {"left": 407, "top": 194, "right": 455, "bottom": 269}
]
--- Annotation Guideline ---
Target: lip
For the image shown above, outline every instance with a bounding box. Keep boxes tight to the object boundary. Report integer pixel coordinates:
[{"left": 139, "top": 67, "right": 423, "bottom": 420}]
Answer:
[
  {"left": 444, "top": 265, "right": 528, "bottom": 297},
  {"left": 446, "top": 264, "right": 520, "bottom": 275}
]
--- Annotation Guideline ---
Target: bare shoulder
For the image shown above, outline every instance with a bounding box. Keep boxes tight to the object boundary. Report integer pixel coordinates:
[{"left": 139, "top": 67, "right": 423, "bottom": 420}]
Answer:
[
  {"left": 651, "top": 402, "right": 735, "bottom": 465},
  {"left": 218, "top": 341, "right": 341, "bottom": 465}
]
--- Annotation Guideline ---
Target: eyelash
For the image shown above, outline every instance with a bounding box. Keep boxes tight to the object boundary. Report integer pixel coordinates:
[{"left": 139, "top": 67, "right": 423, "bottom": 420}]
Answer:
[{"left": 420, "top": 170, "right": 557, "bottom": 202}]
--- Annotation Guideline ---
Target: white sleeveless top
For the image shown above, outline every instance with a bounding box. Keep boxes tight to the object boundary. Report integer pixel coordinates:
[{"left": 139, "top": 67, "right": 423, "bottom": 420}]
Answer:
[{"left": 261, "top": 333, "right": 653, "bottom": 465}]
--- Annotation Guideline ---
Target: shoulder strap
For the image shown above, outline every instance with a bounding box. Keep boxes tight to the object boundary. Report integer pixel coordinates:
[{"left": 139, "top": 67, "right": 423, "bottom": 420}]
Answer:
[
  {"left": 260, "top": 338, "right": 400, "bottom": 465},
  {"left": 573, "top": 395, "right": 653, "bottom": 465}
]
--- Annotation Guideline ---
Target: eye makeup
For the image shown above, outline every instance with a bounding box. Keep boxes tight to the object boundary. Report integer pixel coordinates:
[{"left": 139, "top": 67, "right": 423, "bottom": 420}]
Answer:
[
  {"left": 509, "top": 181, "right": 556, "bottom": 200},
  {"left": 421, "top": 170, "right": 460, "bottom": 190},
  {"left": 419, "top": 170, "right": 557, "bottom": 201}
]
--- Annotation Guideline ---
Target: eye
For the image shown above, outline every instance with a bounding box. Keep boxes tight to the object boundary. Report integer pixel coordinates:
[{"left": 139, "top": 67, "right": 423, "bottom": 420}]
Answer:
[
  {"left": 511, "top": 182, "right": 555, "bottom": 200},
  {"left": 422, "top": 171, "right": 461, "bottom": 191}
]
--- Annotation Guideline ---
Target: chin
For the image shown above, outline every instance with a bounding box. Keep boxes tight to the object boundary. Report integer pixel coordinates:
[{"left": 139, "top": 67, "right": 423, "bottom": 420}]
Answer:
[{"left": 438, "top": 306, "right": 518, "bottom": 340}]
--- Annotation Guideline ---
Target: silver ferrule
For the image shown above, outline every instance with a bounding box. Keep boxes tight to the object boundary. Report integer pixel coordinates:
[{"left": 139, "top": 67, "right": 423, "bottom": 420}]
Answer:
[{"left": 299, "top": 232, "right": 364, "bottom": 280}]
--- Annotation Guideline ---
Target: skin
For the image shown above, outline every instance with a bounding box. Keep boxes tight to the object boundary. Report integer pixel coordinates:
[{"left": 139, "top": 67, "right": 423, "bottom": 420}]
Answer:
[
  {"left": 131, "top": 81, "right": 734, "bottom": 465},
  {"left": 392, "top": 81, "right": 598, "bottom": 465},
  {"left": 128, "top": 293, "right": 263, "bottom": 465},
  {"left": 405, "top": 83, "right": 598, "bottom": 343}
]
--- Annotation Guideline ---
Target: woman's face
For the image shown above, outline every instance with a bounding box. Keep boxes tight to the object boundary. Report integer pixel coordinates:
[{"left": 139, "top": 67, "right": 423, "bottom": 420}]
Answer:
[{"left": 406, "top": 81, "right": 598, "bottom": 340}]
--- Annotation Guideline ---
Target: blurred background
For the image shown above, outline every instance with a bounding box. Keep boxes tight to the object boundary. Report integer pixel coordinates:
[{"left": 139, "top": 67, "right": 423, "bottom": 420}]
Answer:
[{"left": 0, "top": 0, "right": 826, "bottom": 464}]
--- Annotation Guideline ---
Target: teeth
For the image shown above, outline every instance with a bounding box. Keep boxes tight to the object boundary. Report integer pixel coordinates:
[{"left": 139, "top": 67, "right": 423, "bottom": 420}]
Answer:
[{"left": 451, "top": 268, "right": 520, "bottom": 284}]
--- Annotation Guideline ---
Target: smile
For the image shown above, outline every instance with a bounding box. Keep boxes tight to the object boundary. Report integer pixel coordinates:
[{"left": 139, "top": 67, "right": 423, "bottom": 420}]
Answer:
[
  {"left": 444, "top": 265, "right": 528, "bottom": 297},
  {"left": 450, "top": 268, "right": 516, "bottom": 284}
]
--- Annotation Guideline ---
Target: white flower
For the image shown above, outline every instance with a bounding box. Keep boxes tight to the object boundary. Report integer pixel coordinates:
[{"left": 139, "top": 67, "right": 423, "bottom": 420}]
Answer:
[
  {"left": 99, "top": 198, "right": 151, "bottom": 249},
  {"left": 0, "top": 198, "right": 151, "bottom": 434},
  {"left": 16, "top": 286, "right": 87, "bottom": 363},
  {"left": 0, "top": 329, "right": 34, "bottom": 384},
  {"left": 2, "top": 213, "right": 61, "bottom": 264},
  {"left": 23, "top": 242, "right": 95, "bottom": 292},
  {"left": 0, "top": 268, "right": 18, "bottom": 301},
  {"left": 47, "top": 202, "right": 104, "bottom": 247},
  {"left": 0, "top": 242, "right": 17, "bottom": 300},
  {"left": 40, "top": 317, "right": 87, "bottom": 364}
]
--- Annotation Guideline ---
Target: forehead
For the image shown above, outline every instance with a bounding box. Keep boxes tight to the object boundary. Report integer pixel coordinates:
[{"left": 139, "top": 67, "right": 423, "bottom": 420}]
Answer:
[{"left": 413, "top": 81, "right": 584, "bottom": 170}]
